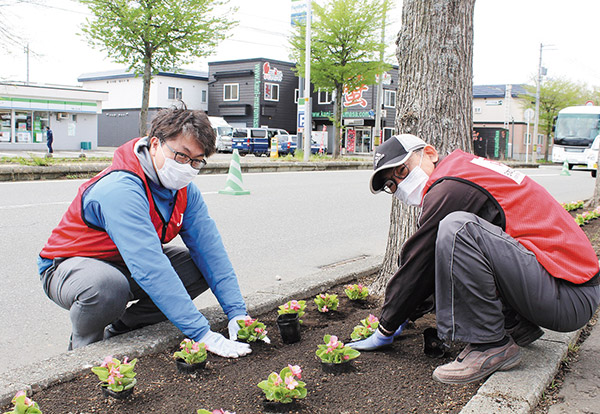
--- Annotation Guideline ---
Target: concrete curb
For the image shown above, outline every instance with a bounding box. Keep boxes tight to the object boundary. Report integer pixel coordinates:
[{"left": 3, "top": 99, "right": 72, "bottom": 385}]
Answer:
[
  {"left": 0, "top": 160, "right": 538, "bottom": 182},
  {"left": 459, "top": 330, "right": 579, "bottom": 414},
  {"left": 0, "top": 160, "right": 373, "bottom": 181},
  {"left": 0, "top": 254, "right": 383, "bottom": 405}
]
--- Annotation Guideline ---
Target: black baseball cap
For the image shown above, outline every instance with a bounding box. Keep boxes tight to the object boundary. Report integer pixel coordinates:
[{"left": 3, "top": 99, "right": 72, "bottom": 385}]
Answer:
[{"left": 369, "top": 134, "right": 427, "bottom": 194}]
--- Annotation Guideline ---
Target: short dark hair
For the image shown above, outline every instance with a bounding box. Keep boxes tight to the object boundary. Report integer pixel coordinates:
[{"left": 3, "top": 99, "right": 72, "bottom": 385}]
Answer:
[{"left": 149, "top": 106, "right": 216, "bottom": 157}]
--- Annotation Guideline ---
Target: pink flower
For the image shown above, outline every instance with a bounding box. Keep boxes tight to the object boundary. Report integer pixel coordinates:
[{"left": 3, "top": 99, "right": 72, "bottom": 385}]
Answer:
[
  {"left": 288, "top": 364, "right": 302, "bottom": 379},
  {"left": 109, "top": 366, "right": 123, "bottom": 378},
  {"left": 343, "top": 355, "right": 350, "bottom": 360},
  {"left": 122, "top": 357, "right": 129, "bottom": 365},
  {"left": 107, "top": 375, "right": 115, "bottom": 385},
  {"left": 285, "top": 375, "right": 299, "bottom": 390},
  {"left": 273, "top": 374, "right": 283, "bottom": 386},
  {"left": 321, "top": 305, "right": 329, "bottom": 312},
  {"left": 191, "top": 342, "right": 200, "bottom": 353},
  {"left": 13, "top": 391, "right": 33, "bottom": 407},
  {"left": 327, "top": 335, "right": 340, "bottom": 348},
  {"left": 254, "top": 327, "right": 264, "bottom": 334},
  {"left": 290, "top": 300, "right": 301, "bottom": 311},
  {"left": 320, "top": 294, "right": 326, "bottom": 299},
  {"left": 367, "top": 314, "right": 378, "bottom": 324},
  {"left": 244, "top": 316, "right": 255, "bottom": 327},
  {"left": 357, "top": 283, "right": 363, "bottom": 290},
  {"left": 101, "top": 355, "right": 113, "bottom": 367}
]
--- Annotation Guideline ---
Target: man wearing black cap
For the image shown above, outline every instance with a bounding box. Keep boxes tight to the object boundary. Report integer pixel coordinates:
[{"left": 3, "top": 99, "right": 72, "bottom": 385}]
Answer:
[{"left": 348, "top": 134, "right": 600, "bottom": 385}]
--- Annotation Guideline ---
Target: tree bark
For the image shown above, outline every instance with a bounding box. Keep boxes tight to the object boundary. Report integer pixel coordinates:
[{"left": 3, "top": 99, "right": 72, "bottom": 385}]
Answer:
[
  {"left": 371, "top": 0, "right": 475, "bottom": 295},
  {"left": 333, "top": 84, "right": 344, "bottom": 158},
  {"left": 140, "top": 55, "right": 152, "bottom": 137}
]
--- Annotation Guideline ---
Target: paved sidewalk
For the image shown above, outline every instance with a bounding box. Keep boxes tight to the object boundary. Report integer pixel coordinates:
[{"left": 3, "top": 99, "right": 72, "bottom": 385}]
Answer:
[{"left": 548, "top": 320, "right": 600, "bottom": 414}]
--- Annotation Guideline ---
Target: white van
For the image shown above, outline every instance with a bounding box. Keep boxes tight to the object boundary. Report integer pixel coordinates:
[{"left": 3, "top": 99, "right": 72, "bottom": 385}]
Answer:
[
  {"left": 585, "top": 135, "right": 600, "bottom": 177},
  {"left": 208, "top": 116, "right": 234, "bottom": 153}
]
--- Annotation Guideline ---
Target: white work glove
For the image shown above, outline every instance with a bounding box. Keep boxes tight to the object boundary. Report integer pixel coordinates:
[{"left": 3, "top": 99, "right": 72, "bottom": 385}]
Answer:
[
  {"left": 228, "top": 314, "right": 272, "bottom": 344},
  {"left": 227, "top": 315, "right": 247, "bottom": 341},
  {"left": 199, "top": 330, "right": 252, "bottom": 358}
]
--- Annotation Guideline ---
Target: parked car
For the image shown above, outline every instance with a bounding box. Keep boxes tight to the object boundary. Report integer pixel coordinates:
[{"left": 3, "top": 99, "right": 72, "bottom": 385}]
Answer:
[
  {"left": 277, "top": 134, "right": 325, "bottom": 155},
  {"left": 208, "top": 116, "right": 233, "bottom": 153},
  {"left": 232, "top": 127, "right": 270, "bottom": 156},
  {"left": 277, "top": 134, "right": 297, "bottom": 155}
]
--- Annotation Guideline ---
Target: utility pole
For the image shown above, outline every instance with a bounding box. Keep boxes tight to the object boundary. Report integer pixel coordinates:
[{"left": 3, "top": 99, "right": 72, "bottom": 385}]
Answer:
[
  {"left": 373, "top": 1, "right": 387, "bottom": 148},
  {"left": 24, "top": 43, "right": 30, "bottom": 84},
  {"left": 302, "top": 0, "right": 312, "bottom": 161},
  {"left": 533, "top": 43, "right": 552, "bottom": 163}
]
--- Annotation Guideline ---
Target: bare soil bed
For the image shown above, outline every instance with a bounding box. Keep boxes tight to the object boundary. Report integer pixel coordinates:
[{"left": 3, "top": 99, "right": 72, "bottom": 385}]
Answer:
[
  {"left": 6, "top": 212, "right": 598, "bottom": 414},
  {"left": 3, "top": 283, "right": 479, "bottom": 413}
]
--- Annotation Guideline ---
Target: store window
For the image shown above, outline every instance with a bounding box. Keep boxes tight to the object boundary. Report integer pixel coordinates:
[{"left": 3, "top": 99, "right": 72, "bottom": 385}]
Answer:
[
  {"left": 264, "top": 83, "right": 279, "bottom": 101},
  {"left": 168, "top": 87, "right": 183, "bottom": 100},
  {"left": 14, "top": 111, "right": 32, "bottom": 143},
  {"left": 201, "top": 90, "right": 207, "bottom": 103},
  {"left": 33, "top": 111, "right": 50, "bottom": 143},
  {"left": 384, "top": 90, "right": 396, "bottom": 108},
  {"left": 224, "top": 83, "right": 239, "bottom": 101},
  {"left": 294, "top": 88, "right": 299, "bottom": 103},
  {"left": 0, "top": 111, "right": 11, "bottom": 142}
]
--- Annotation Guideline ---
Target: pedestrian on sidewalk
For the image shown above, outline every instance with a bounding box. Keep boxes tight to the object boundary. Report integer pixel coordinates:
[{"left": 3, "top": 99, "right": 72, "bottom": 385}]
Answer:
[
  {"left": 45, "top": 126, "right": 53, "bottom": 154},
  {"left": 349, "top": 134, "right": 600, "bottom": 384},
  {"left": 38, "top": 107, "right": 257, "bottom": 358}
]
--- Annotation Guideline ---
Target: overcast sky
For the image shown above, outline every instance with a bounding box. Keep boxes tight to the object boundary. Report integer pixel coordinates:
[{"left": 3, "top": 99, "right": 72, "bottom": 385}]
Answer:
[{"left": 1, "top": 0, "right": 599, "bottom": 88}]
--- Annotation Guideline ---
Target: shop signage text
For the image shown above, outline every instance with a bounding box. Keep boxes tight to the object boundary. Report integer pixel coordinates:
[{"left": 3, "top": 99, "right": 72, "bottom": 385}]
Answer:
[{"left": 263, "top": 62, "right": 283, "bottom": 82}]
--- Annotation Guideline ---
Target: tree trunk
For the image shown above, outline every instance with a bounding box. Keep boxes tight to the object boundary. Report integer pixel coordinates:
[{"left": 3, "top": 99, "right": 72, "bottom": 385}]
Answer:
[
  {"left": 140, "top": 56, "right": 152, "bottom": 137},
  {"left": 332, "top": 84, "right": 343, "bottom": 158},
  {"left": 371, "top": 0, "right": 475, "bottom": 295}
]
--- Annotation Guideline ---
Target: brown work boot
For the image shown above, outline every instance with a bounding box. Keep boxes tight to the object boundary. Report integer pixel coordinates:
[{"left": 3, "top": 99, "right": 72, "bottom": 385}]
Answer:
[{"left": 432, "top": 337, "right": 521, "bottom": 384}]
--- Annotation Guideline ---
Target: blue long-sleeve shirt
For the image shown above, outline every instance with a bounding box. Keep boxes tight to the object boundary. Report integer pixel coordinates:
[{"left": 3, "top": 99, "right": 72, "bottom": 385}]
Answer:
[{"left": 38, "top": 171, "right": 247, "bottom": 341}]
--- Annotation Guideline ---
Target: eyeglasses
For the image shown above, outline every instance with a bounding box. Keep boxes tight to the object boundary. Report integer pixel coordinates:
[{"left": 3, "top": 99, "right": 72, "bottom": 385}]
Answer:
[
  {"left": 382, "top": 165, "right": 409, "bottom": 194},
  {"left": 161, "top": 140, "right": 207, "bottom": 170}
]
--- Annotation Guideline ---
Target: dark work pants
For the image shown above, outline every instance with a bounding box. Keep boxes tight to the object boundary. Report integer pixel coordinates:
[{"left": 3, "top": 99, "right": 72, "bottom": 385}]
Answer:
[
  {"left": 41, "top": 246, "right": 209, "bottom": 349},
  {"left": 435, "top": 212, "right": 600, "bottom": 344}
]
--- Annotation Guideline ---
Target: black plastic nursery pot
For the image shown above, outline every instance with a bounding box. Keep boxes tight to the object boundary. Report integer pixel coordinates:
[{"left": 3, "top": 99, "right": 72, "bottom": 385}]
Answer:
[
  {"left": 320, "top": 360, "right": 355, "bottom": 374},
  {"left": 101, "top": 385, "right": 134, "bottom": 400},
  {"left": 423, "top": 327, "right": 446, "bottom": 358},
  {"left": 276, "top": 313, "right": 301, "bottom": 344},
  {"left": 174, "top": 358, "right": 207, "bottom": 373},
  {"left": 262, "top": 399, "right": 301, "bottom": 413}
]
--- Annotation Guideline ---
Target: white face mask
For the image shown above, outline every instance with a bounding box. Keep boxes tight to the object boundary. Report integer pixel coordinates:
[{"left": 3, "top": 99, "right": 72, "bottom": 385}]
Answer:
[
  {"left": 155, "top": 143, "right": 199, "bottom": 190},
  {"left": 393, "top": 152, "right": 429, "bottom": 206}
]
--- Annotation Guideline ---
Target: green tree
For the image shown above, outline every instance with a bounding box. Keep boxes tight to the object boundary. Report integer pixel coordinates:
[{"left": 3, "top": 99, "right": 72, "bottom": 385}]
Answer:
[
  {"left": 519, "top": 77, "right": 587, "bottom": 161},
  {"left": 289, "top": 0, "right": 392, "bottom": 158},
  {"left": 80, "top": 0, "right": 236, "bottom": 136}
]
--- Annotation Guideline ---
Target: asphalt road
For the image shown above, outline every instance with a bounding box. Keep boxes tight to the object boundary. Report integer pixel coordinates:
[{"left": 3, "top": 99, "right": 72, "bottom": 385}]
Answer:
[{"left": 0, "top": 164, "right": 595, "bottom": 373}]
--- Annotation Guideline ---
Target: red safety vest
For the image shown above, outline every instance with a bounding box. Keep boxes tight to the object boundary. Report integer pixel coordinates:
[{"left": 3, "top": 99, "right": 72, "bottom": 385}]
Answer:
[
  {"left": 40, "top": 138, "right": 188, "bottom": 263},
  {"left": 424, "top": 150, "right": 598, "bottom": 284}
]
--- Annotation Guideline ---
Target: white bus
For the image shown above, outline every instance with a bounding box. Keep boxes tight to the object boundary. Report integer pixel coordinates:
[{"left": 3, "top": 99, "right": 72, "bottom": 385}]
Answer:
[{"left": 552, "top": 106, "right": 600, "bottom": 169}]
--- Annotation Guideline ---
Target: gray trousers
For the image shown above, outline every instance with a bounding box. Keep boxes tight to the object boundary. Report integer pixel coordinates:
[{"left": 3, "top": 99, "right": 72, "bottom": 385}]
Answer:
[
  {"left": 41, "top": 246, "right": 209, "bottom": 349},
  {"left": 435, "top": 212, "right": 600, "bottom": 344}
]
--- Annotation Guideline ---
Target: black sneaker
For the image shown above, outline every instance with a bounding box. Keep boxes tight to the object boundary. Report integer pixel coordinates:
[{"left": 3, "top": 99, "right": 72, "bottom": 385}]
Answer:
[
  {"left": 506, "top": 318, "right": 544, "bottom": 347},
  {"left": 103, "top": 320, "right": 132, "bottom": 339}
]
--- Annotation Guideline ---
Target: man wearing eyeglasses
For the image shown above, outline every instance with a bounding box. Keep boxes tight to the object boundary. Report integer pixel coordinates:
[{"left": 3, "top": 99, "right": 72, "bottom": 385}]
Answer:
[
  {"left": 38, "top": 107, "right": 256, "bottom": 358},
  {"left": 348, "top": 134, "right": 600, "bottom": 384}
]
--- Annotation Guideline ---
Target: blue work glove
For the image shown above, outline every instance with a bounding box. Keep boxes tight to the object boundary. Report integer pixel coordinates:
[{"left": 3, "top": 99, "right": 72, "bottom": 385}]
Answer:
[
  {"left": 227, "top": 314, "right": 247, "bottom": 341},
  {"left": 347, "top": 320, "right": 408, "bottom": 351}
]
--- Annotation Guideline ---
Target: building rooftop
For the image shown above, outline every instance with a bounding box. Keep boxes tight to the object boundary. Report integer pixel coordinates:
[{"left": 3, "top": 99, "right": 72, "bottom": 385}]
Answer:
[
  {"left": 473, "top": 84, "right": 529, "bottom": 99},
  {"left": 78, "top": 68, "right": 208, "bottom": 82}
]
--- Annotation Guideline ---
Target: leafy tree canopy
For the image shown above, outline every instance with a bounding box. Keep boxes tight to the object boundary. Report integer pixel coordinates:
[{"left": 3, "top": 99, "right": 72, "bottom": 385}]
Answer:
[
  {"left": 80, "top": 0, "right": 236, "bottom": 74},
  {"left": 289, "top": 0, "right": 392, "bottom": 93}
]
